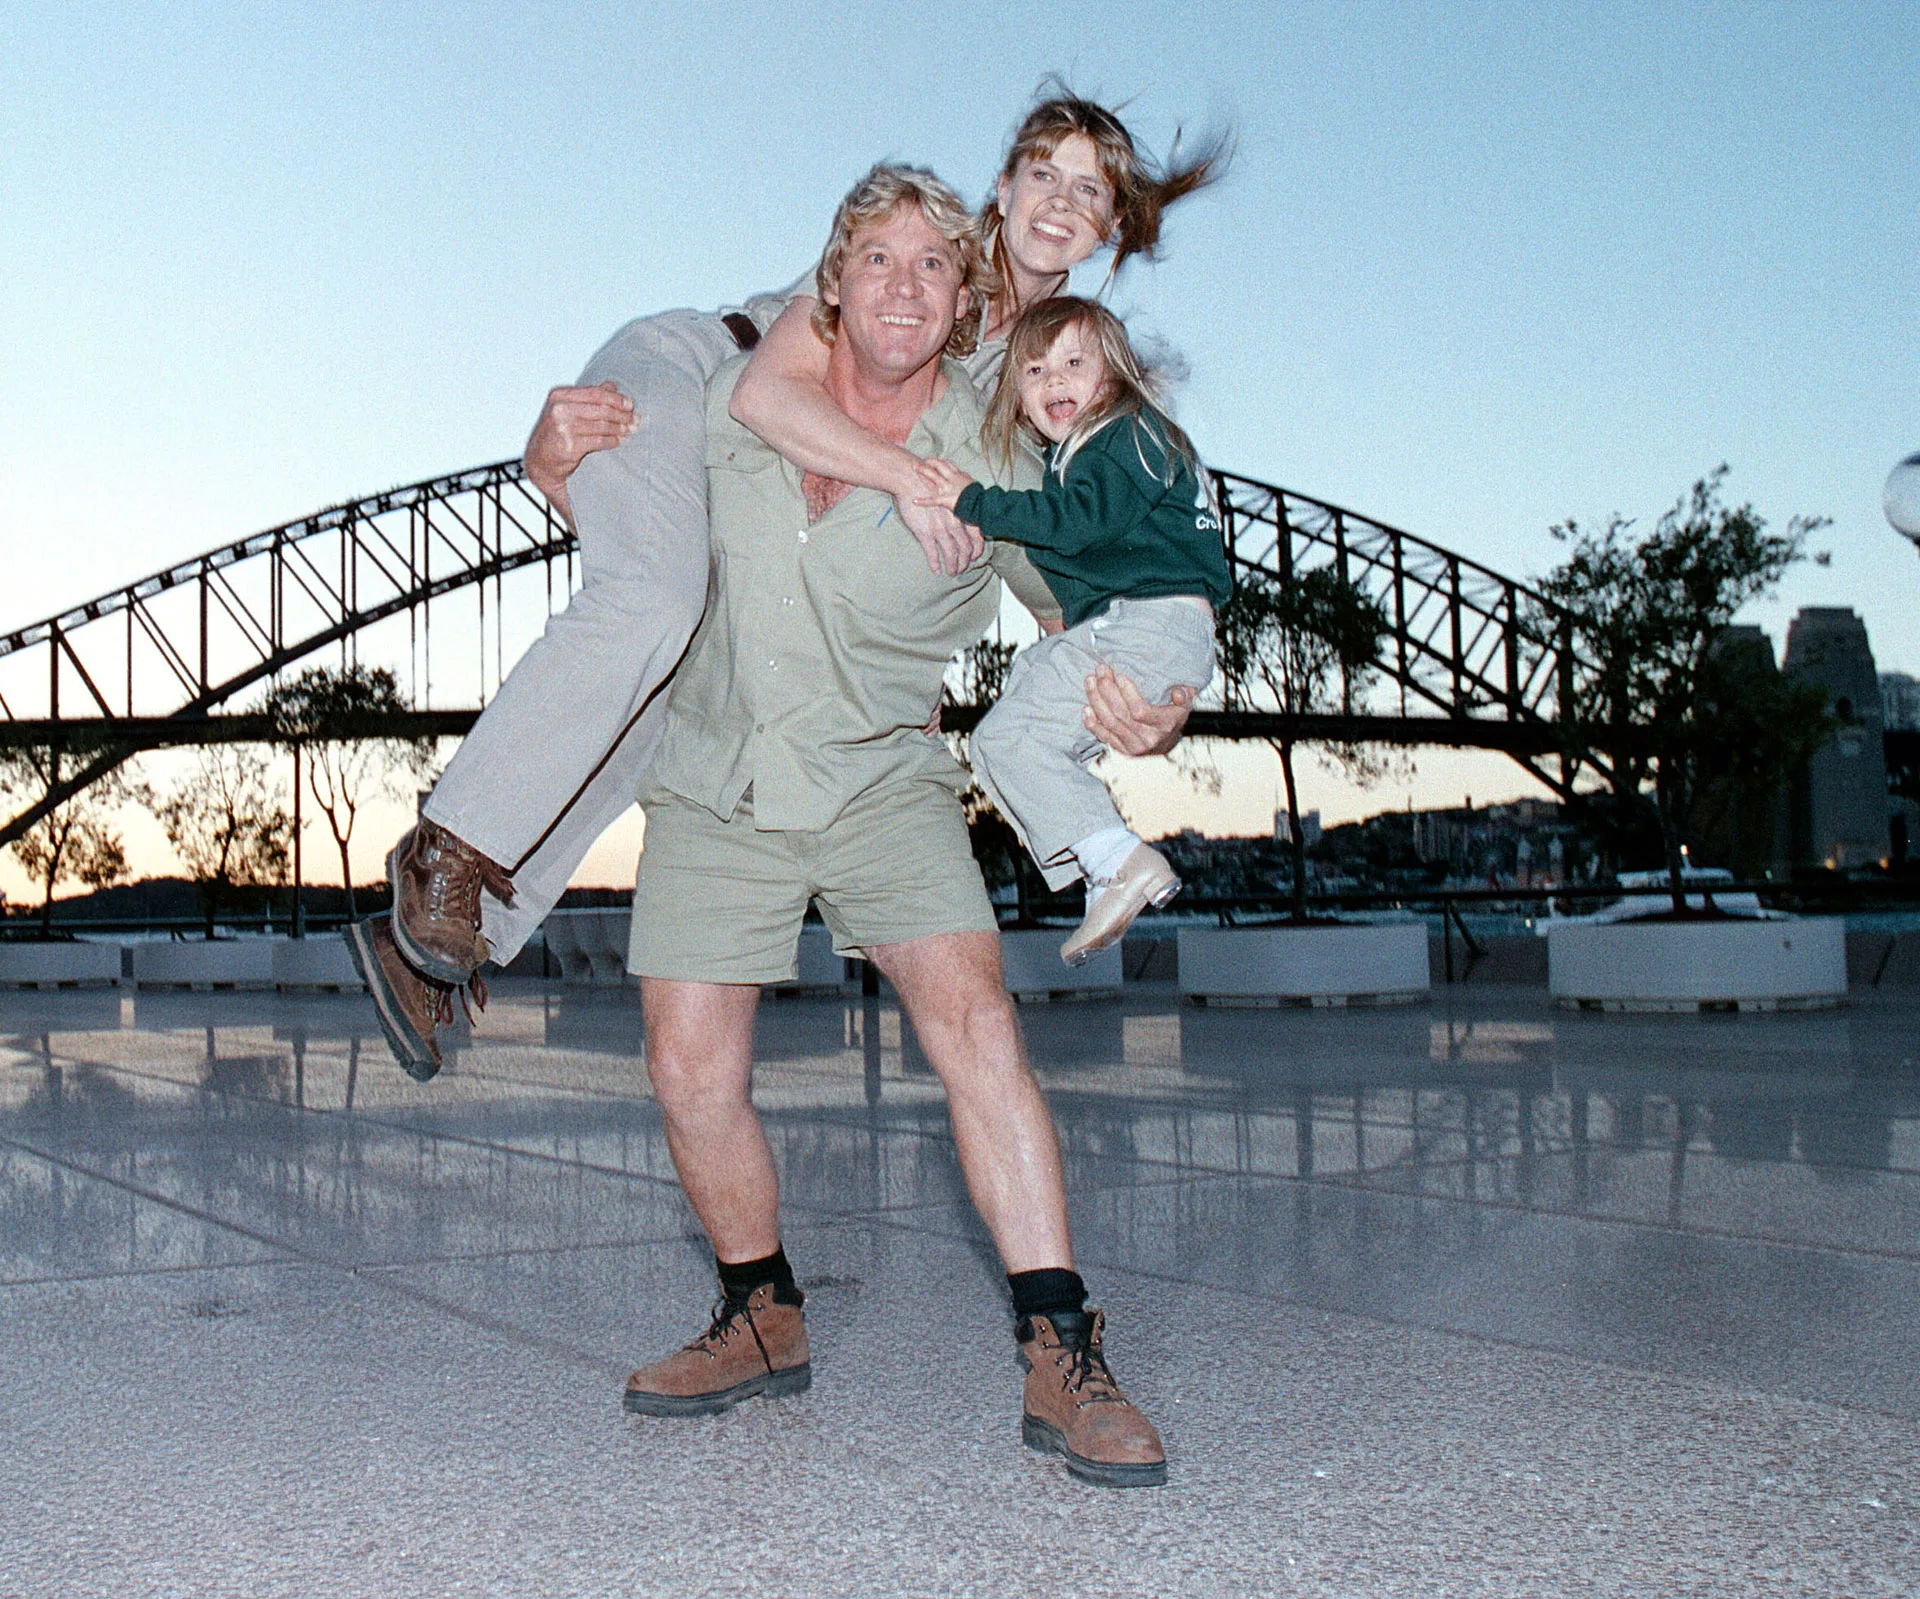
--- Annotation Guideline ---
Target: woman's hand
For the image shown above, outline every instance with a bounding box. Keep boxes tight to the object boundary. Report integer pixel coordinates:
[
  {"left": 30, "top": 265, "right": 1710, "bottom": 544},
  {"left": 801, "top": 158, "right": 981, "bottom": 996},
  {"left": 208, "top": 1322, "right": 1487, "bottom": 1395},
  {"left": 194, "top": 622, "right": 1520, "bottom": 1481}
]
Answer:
[
  {"left": 1082, "top": 665, "right": 1195, "bottom": 756},
  {"left": 524, "top": 381, "right": 635, "bottom": 526},
  {"left": 913, "top": 457, "right": 975, "bottom": 513},
  {"left": 894, "top": 494, "right": 983, "bottom": 577}
]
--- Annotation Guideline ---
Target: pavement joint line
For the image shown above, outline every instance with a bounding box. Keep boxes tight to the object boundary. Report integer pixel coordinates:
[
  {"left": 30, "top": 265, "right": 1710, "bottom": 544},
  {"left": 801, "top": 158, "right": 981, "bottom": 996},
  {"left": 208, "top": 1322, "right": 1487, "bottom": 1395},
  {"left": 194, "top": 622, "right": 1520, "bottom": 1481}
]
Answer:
[
  {"left": 14, "top": 1040, "right": 1920, "bottom": 1259},
  {"left": 834, "top": 1206, "right": 1920, "bottom": 1429},
  {"left": 832, "top": 1161, "right": 1920, "bottom": 1270},
  {"left": 1200, "top": 1165, "right": 1920, "bottom": 1265},
  {"left": 0, "top": 1257, "right": 303, "bottom": 1291},
  {"left": 1073, "top": 1250, "right": 1920, "bottom": 1429},
  {"left": 342, "top": 1217, "right": 850, "bottom": 1273},
  {"left": 0, "top": 1128, "right": 624, "bottom": 1378},
  {"left": 15, "top": 1056, "right": 1918, "bottom": 1263},
  {"left": 20, "top": 1041, "right": 1920, "bottom": 1185}
]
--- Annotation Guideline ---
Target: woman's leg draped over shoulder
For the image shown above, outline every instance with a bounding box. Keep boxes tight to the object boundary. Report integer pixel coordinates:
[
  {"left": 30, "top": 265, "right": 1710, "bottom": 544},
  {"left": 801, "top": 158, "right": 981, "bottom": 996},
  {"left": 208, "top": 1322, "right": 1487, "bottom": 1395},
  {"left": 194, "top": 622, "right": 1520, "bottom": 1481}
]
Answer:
[{"left": 422, "top": 309, "right": 739, "bottom": 964}]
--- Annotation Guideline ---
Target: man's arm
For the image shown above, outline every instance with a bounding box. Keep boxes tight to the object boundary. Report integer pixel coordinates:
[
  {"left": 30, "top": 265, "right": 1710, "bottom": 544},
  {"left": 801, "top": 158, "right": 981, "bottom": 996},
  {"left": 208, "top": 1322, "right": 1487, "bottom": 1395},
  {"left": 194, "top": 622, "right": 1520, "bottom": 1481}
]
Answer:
[
  {"left": 730, "top": 299, "right": 981, "bottom": 577},
  {"left": 984, "top": 542, "right": 1065, "bottom": 633},
  {"left": 1084, "top": 666, "right": 1195, "bottom": 757}
]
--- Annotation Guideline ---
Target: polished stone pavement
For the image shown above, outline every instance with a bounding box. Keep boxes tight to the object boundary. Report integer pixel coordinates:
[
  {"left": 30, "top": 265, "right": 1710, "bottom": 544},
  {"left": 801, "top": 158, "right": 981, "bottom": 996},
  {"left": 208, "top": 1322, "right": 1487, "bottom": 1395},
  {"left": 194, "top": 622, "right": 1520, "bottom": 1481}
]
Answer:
[{"left": 2, "top": 979, "right": 1917, "bottom": 1597}]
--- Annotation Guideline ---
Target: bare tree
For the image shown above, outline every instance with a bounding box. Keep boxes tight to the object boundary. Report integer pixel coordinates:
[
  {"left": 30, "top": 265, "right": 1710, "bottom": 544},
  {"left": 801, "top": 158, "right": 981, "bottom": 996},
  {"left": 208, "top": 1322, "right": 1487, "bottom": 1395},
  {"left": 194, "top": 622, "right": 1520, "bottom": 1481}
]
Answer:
[
  {"left": 145, "top": 747, "right": 292, "bottom": 937},
  {"left": 0, "top": 746, "right": 131, "bottom": 935},
  {"left": 265, "top": 664, "right": 435, "bottom": 918},
  {"left": 1217, "top": 566, "right": 1388, "bottom": 919}
]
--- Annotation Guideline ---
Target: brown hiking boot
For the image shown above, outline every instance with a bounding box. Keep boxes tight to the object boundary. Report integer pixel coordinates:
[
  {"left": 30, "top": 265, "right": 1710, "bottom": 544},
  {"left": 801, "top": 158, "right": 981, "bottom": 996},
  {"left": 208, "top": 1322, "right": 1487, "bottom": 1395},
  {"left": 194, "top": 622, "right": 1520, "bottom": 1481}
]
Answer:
[
  {"left": 1020, "top": 1309, "right": 1166, "bottom": 1488},
  {"left": 346, "top": 914, "right": 450, "bottom": 1083},
  {"left": 622, "top": 1286, "right": 812, "bottom": 1417},
  {"left": 387, "top": 820, "right": 516, "bottom": 983}
]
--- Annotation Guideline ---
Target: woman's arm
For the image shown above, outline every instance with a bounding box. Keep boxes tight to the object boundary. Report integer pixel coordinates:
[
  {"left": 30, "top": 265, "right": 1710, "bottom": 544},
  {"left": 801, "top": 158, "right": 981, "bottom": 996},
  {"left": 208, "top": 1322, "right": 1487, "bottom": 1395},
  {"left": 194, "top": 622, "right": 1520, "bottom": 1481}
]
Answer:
[{"left": 730, "top": 298, "right": 982, "bottom": 576}]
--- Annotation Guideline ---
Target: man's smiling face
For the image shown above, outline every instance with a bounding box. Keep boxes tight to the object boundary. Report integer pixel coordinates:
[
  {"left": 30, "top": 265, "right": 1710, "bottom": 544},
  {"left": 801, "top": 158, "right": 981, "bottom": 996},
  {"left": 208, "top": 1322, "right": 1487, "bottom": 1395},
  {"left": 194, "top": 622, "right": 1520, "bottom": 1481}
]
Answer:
[{"left": 823, "top": 202, "right": 969, "bottom": 382}]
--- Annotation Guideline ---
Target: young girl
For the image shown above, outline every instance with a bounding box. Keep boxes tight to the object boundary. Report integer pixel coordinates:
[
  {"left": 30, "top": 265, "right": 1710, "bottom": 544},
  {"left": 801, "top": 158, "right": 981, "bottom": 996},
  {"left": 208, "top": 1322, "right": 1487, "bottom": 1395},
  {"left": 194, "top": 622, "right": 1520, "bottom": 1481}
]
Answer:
[{"left": 917, "top": 296, "right": 1232, "bottom": 964}]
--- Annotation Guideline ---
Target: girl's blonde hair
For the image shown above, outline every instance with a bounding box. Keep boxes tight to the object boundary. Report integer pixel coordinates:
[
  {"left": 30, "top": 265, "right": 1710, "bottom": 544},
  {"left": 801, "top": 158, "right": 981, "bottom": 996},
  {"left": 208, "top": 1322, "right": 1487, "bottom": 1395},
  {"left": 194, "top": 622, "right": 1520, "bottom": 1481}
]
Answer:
[
  {"left": 983, "top": 296, "right": 1205, "bottom": 492},
  {"left": 978, "top": 83, "right": 1231, "bottom": 318}
]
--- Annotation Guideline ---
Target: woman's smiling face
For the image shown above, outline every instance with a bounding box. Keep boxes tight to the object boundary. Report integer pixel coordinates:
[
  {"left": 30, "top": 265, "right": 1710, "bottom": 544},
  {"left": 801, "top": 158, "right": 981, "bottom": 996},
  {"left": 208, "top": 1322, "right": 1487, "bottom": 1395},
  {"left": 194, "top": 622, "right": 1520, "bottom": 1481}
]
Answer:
[{"left": 995, "top": 132, "right": 1117, "bottom": 285}]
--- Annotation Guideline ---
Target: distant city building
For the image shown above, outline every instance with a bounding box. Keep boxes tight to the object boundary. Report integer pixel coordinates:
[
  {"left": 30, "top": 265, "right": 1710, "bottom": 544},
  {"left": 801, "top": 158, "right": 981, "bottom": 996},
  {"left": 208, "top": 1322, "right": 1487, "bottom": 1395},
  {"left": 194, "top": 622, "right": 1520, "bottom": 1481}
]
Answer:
[
  {"left": 1784, "top": 607, "right": 1890, "bottom": 869},
  {"left": 1882, "top": 671, "right": 1920, "bottom": 732},
  {"left": 1883, "top": 673, "right": 1920, "bottom": 866},
  {"left": 1273, "top": 807, "right": 1321, "bottom": 847},
  {"left": 1699, "top": 625, "right": 1790, "bottom": 878}
]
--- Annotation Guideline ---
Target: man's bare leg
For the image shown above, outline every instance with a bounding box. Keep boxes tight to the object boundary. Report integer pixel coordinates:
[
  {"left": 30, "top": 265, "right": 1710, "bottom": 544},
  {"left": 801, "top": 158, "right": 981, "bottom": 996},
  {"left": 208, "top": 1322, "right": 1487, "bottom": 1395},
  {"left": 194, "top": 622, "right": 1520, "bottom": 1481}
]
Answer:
[
  {"left": 868, "top": 928, "right": 1164, "bottom": 1486},
  {"left": 623, "top": 976, "right": 809, "bottom": 1417},
  {"left": 639, "top": 977, "right": 780, "bottom": 1261},
  {"left": 866, "top": 930, "right": 1072, "bottom": 1272}
]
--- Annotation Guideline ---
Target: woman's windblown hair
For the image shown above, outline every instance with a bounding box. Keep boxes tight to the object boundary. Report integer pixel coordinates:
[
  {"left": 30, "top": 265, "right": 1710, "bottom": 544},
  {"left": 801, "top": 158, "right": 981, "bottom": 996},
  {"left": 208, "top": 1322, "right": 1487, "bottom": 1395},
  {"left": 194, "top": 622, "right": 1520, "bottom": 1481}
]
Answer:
[{"left": 979, "top": 81, "right": 1233, "bottom": 305}]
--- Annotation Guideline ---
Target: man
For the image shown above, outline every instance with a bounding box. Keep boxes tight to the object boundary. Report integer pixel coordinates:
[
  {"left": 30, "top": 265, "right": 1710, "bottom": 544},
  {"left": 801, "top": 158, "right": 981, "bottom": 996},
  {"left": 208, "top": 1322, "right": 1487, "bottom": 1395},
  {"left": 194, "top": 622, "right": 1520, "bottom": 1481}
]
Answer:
[
  {"left": 620, "top": 164, "right": 1166, "bottom": 1489},
  {"left": 348, "top": 238, "right": 1187, "bottom": 1083}
]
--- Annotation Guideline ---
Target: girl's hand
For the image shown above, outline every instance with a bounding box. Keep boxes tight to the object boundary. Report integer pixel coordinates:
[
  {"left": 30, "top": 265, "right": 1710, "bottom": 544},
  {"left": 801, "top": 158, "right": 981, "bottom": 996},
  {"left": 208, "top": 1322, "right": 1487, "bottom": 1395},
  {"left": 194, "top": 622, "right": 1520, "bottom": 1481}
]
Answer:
[
  {"left": 894, "top": 493, "right": 983, "bottom": 576},
  {"left": 913, "top": 457, "right": 975, "bottom": 512}
]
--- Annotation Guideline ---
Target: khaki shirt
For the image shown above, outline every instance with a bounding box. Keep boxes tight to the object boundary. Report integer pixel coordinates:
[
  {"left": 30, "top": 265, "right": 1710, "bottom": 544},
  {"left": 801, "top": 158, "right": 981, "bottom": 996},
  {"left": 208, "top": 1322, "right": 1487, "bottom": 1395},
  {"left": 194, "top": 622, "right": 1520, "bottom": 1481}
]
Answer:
[{"left": 648, "top": 354, "right": 1056, "bottom": 833}]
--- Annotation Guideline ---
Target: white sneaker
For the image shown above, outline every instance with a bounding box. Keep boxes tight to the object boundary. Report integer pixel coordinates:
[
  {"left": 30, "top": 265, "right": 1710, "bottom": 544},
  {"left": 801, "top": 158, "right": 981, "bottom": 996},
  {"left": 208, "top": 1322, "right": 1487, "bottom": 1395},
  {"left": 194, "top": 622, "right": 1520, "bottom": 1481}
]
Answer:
[{"left": 1060, "top": 844, "right": 1181, "bottom": 966}]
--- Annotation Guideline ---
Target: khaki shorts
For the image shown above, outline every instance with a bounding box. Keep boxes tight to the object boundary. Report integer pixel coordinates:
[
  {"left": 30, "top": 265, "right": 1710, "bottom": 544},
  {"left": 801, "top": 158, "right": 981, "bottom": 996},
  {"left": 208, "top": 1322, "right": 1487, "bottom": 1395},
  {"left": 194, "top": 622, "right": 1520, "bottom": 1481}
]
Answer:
[{"left": 628, "top": 781, "right": 997, "bottom": 984}]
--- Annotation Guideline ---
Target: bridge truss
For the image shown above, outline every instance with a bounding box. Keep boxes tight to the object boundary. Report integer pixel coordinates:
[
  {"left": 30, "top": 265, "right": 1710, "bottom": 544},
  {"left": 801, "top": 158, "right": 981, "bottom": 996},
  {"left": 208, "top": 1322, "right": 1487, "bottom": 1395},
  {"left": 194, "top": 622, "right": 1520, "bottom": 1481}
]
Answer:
[{"left": 1, "top": 459, "right": 1604, "bottom": 849}]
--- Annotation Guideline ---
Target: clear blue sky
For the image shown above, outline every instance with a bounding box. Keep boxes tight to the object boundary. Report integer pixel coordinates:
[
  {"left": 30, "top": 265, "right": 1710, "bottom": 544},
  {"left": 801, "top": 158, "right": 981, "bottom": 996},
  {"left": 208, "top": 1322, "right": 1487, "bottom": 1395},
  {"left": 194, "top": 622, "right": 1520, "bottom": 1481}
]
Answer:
[{"left": 3, "top": 2, "right": 1916, "bottom": 882}]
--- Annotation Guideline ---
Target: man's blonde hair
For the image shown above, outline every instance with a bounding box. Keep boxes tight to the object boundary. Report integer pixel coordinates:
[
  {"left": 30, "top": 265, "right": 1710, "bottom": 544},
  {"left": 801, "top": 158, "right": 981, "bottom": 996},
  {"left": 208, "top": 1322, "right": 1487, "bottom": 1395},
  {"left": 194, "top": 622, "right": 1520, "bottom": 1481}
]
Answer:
[{"left": 810, "top": 163, "right": 998, "bottom": 358}]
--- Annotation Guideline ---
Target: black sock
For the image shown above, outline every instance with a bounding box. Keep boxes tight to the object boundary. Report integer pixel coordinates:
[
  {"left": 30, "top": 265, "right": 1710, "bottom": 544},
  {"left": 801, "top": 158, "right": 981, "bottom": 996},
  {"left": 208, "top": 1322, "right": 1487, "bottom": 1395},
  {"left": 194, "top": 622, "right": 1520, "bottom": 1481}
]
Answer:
[
  {"left": 717, "top": 1246, "right": 803, "bottom": 1308},
  {"left": 1008, "top": 1267, "right": 1086, "bottom": 1337}
]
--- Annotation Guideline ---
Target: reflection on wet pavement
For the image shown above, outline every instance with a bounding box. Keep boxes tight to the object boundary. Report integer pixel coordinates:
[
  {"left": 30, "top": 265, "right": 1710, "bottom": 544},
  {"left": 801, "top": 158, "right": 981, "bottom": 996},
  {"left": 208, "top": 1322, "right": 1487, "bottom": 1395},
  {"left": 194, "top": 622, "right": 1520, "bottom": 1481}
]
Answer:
[{"left": 4, "top": 979, "right": 1917, "bottom": 1597}]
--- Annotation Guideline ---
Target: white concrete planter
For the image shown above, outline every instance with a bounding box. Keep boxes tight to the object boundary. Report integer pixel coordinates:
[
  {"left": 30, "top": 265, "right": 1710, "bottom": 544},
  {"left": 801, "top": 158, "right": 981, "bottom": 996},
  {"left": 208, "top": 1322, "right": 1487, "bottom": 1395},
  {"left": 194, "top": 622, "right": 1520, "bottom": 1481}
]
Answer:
[
  {"left": 547, "top": 908, "right": 633, "bottom": 985},
  {"left": 0, "top": 941, "right": 124, "bottom": 988},
  {"left": 1548, "top": 915, "right": 1846, "bottom": 1011},
  {"left": 131, "top": 939, "right": 276, "bottom": 990},
  {"left": 273, "top": 935, "right": 364, "bottom": 991},
  {"left": 999, "top": 929, "right": 1123, "bottom": 1001},
  {"left": 1178, "top": 921, "right": 1430, "bottom": 1006}
]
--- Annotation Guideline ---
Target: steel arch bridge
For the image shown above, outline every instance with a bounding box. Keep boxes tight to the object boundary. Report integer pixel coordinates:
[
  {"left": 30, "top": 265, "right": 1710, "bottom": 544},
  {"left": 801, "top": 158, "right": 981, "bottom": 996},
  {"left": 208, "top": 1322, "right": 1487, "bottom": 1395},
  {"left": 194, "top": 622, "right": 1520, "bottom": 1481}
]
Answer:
[{"left": 0, "top": 459, "right": 1601, "bottom": 849}]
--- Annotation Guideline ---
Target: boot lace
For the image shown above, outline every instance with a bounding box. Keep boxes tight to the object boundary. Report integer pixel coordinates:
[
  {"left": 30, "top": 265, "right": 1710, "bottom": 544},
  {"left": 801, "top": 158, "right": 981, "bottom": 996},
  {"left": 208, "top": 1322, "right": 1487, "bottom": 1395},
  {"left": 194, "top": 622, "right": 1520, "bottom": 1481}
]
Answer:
[
  {"left": 1057, "top": 1322, "right": 1126, "bottom": 1407},
  {"left": 422, "top": 826, "right": 517, "bottom": 918},
  {"left": 426, "top": 973, "right": 490, "bottom": 1030},
  {"left": 688, "top": 1296, "right": 775, "bottom": 1371}
]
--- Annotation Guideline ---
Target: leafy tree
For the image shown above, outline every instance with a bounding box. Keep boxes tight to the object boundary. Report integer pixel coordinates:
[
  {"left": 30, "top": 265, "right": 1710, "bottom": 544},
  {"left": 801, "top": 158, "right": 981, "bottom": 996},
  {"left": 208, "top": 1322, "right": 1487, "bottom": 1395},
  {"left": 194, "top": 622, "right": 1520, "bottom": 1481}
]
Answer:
[
  {"left": 1538, "top": 467, "right": 1830, "bottom": 912},
  {"left": 1216, "top": 565, "right": 1388, "bottom": 919},
  {"left": 145, "top": 746, "right": 293, "bottom": 936},
  {"left": 264, "top": 664, "right": 435, "bottom": 918},
  {"left": 0, "top": 746, "right": 131, "bottom": 935}
]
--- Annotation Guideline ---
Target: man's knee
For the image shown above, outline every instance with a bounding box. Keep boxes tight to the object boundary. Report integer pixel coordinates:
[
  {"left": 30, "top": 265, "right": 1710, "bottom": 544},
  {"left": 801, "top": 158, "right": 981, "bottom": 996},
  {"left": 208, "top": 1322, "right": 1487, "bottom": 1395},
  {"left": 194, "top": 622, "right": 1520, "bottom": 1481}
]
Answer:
[
  {"left": 883, "top": 936, "right": 1026, "bottom": 1070},
  {"left": 641, "top": 980, "right": 754, "bottom": 1112}
]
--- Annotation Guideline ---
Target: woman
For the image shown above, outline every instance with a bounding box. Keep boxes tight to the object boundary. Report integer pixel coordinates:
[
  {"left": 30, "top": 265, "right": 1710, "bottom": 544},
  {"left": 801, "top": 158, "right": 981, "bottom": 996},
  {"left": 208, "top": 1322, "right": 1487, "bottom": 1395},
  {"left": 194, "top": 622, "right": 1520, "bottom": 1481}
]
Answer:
[
  {"left": 353, "top": 90, "right": 1226, "bottom": 1081},
  {"left": 727, "top": 94, "right": 1223, "bottom": 578}
]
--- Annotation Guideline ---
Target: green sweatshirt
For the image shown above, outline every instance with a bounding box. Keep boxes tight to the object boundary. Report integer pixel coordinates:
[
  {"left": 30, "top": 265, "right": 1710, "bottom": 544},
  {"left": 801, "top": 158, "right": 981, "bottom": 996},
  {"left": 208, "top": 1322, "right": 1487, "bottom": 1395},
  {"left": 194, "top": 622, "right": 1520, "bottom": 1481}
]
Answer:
[{"left": 953, "top": 412, "right": 1232, "bottom": 630}]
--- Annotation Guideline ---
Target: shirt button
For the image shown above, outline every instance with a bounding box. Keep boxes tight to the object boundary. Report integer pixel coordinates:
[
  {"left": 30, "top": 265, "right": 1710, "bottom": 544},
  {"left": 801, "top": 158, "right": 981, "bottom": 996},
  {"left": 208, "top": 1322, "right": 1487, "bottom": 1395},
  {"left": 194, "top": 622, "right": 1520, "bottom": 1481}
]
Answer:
[
  {"left": 782, "top": 596, "right": 793, "bottom": 607},
  {"left": 797, "top": 530, "right": 809, "bottom": 543},
  {"left": 755, "top": 722, "right": 765, "bottom": 733}
]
